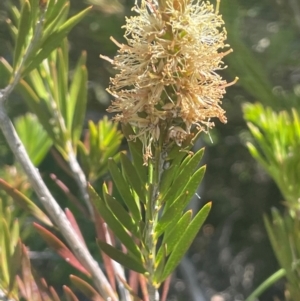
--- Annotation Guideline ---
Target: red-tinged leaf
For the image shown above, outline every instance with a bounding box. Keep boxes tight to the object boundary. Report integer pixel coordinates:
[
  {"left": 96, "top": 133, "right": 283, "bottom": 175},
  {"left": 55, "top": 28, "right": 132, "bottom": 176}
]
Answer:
[
  {"left": 33, "top": 223, "right": 90, "bottom": 276},
  {"left": 139, "top": 274, "right": 149, "bottom": 301},
  {"left": 16, "top": 275, "right": 26, "bottom": 299},
  {"left": 50, "top": 149, "right": 73, "bottom": 176},
  {"left": 35, "top": 278, "right": 52, "bottom": 301},
  {"left": 50, "top": 174, "right": 88, "bottom": 217},
  {"left": 161, "top": 276, "right": 172, "bottom": 301},
  {"left": 70, "top": 275, "right": 105, "bottom": 301},
  {"left": 63, "top": 285, "right": 80, "bottom": 301},
  {"left": 65, "top": 208, "right": 86, "bottom": 247},
  {"left": 49, "top": 286, "right": 61, "bottom": 301},
  {"left": 0, "top": 178, "right": 53, "bottom": 227},
  {"left": 94, "top": 211, "right": 116, "bottom": 291},
  {"left": 129, "top": 271, "right": 139, "bottom": 295}
]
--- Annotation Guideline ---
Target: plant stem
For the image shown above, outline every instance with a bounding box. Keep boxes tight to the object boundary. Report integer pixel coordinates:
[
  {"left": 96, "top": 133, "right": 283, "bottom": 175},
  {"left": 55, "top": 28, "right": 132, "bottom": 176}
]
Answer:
[
  {"left": 245, "top": 268, "right": 286, "bottom": 301},
  {"left": 145, "top": 146, "right": 165, "bottom": 301},
  {"left": 66, "top": 140, "right": 94, "bottom": 219},
  {"left": 0, "top": 7, "right": 116, "bottom": 298},
  {"left": 0, "top": 103, "right": 117, "bottom": 301}
]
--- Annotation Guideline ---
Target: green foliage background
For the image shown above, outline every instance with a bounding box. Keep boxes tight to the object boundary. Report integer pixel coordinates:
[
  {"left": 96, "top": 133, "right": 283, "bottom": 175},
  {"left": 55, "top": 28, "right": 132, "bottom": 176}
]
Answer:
[{"left": 0, "top": 0, "right": 300, "bottom": 300}]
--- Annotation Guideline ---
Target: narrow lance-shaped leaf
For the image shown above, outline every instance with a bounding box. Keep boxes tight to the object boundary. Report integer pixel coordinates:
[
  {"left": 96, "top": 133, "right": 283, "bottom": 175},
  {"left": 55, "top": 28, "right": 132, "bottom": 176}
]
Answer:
[
  {"left": 0, "top": 218, "right": 10, "bottom": 286},
  {"left": 70, "top": 275, "right": 104, "bottom": 301},
  {"left": 0, "top": 57, "right": 12, "bottom": 88},
  {"left": 10, "top": 220, "right": 20, "bottom": 254},
  {"left": 97, "top": 240, "right": 147, "bottom": 274},
  {"left": 63, "top": 285, "right": 80, "bottom": 301},
  {"left": 22, "top": 6, "right": 92, "bottom": 76},
  {"left": 120, "top": 152, "right": 145, "bottom": 202},
  {"left": 44, "top": 0, "right": 67, "bottom": 27},
  {"left": 0, "top": 178, "right": 53, "bottom": 226},
  {"left": 108, "top": 159, "right": 141, "bottom": 222},
  {"left": 121, "top": 124, "right": 147, "bottom": 183},
  {"left": 33, "top": 223, "right": 90, "bottom": 276},
  {"left": 42, "top": 3, "right": 70, "bottom": 42},
  {"left": 57, "top": 46, "right": 69, "bottom": 124},
  {"left": 88, "top": 185, "right": 143, "bottom": 262},
  {"left": 155, "top": 210, "right": 192, "bottom": 267},
  {"left": 104, "top": 193, "right": 141, "bottom": 239},
  {"left": 159, "top": 150, "right": 186, "bottom": 198},
  {"left": 162, "top": 148, "right": 205, "bottom": 209},
  {"left": 156, "top": 165, "right": 206, "bottom": 236},
  {"left": 8, "top": 240, "right": 22, "bottom": 293},
  {"left": 159, "top": 202, "right": 211, "bottom": 283},
  {"left": 13, "top": 0, "right": 31, "bottom": 70},
  {"left": 70, "top": 52, "right": 87, "bottom": 143}
]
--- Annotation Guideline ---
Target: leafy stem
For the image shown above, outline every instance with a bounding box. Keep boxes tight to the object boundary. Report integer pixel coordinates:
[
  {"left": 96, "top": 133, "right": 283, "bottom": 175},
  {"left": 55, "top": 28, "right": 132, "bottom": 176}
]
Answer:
[
  {"left": 1, "top": 7, "right": 45, "bottom": 103},
  {"left": 145, "top": 144, "right": 165, "bottom": 301},
  {"left": 65, "top": 140, "right": 94, "bottom": 219},
  {"left": 0, "top": 3, "right": 116, "bottom": 299}
]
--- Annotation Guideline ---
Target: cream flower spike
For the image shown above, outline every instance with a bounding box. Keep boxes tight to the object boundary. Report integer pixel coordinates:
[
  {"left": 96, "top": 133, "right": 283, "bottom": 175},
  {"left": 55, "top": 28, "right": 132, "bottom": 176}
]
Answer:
[{"left": 101, "top": 0, "right": 237, "bottom": 163}]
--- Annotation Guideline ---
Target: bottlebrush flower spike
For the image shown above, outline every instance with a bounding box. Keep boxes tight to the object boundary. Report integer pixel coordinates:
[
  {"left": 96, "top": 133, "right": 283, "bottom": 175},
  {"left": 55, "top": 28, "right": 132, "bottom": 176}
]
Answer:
[{"left": 101, "top": 0, "right": 237, "bottom": 163}]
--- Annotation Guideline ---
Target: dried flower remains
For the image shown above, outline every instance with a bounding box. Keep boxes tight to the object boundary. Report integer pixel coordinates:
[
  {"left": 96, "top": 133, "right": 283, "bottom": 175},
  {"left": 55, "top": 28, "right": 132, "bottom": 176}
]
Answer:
[{"left": 101, "top": 0, "right": 237, "bottom": 163}]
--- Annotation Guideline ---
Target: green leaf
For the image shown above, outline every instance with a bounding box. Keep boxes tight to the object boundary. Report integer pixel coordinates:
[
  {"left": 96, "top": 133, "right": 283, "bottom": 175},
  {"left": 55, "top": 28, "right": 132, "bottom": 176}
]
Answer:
[
  {"left": 104, "top": 193, "right": 141, "bottom": 238},
  {"left": 88, "top": 185, "right": 143, "bottom": 261},
  {"left": 56, "top": 45, "right": 68, "bottom": 124},
  {"left": 16, "top": 79, "right": 60, "bottom": 143},
  {"left": 0, "top": 178, "right": 53, "bottom": 227},
  {"left": 0, "top": 218, "right": 10, "bottom": 286},
  {"left": 13, "top": 0, "right": 31, "bottom": 70},
  {"left": 156, "top": 210, "right": 192, "bottom": 267},
  {"left": 43, "top": 2, "right": 70, "bottom": 41},
  {"left": 45, "top": 0, "right": 67, "bottom": 28},
  {"left": 156, "top": 165, "right": 206, "bottom": 237},
  {"left": 120, "top": 152, "right": 145, "bottom": 202},
  {"left": 121, "top": 124, "right": 147, "bottom": 183},
  {"left": 8, "top": 240, "right": 22, "bottom": 293},
  {"left": 70, "top": 275, "right": 104, "bottom": 301},
  {"left": 155, "top": 191, "right": 191, "bottom": 238},
  {"left": 0, "top": 58, "right": 12, "bottom": 89},
  {"left": 159, "top": 149, "right": 186, "bottom": 198},
  {"left": 97, "top": 240, "right": 146, "bottom": 274},
  {"left": 159, "top": 202, "right": 211, "bottom": 282},
  {"left": 108, "top": 159, "right": 141, "bottom": 222},
  {"left": 22, "top": 6, "right": 92, "bottom": 76},
  {"left": 9, "top": 219, "right": 20, "bottom": 253},
  {"left": 14, "top": 113, "right": 52, "bottom": 166},
  {"left": 162, "top": 148, "right": 205, "bottom": 209},
  {"left": 70, "top": 52, "right": 87, "bottom": 143}
]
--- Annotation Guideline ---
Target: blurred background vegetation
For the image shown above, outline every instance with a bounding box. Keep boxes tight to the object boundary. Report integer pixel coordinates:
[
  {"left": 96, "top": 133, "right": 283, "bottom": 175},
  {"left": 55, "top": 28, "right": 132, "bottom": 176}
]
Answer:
[{"left": 0, "top": 0, "right": 300, "bottom": 300}]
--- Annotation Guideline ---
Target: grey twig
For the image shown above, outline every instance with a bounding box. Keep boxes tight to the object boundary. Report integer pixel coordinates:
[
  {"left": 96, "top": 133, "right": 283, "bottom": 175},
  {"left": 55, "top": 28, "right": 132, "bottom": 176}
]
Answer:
[
  {"left": 103, "top": 223, "right": 131, "bottom": 301},
  {"left": 0, "top": 6, "right": 117, "bottom": 301},
  {"left": 0, "top": 102, "right": 117, "bottom": 301},
  {"left": 65, "top": 140, "right": 94, "bottom": 219}
]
